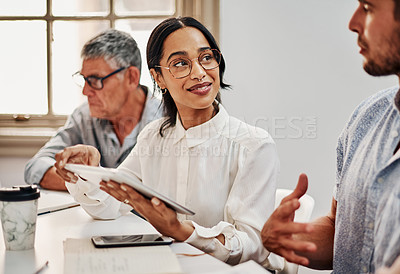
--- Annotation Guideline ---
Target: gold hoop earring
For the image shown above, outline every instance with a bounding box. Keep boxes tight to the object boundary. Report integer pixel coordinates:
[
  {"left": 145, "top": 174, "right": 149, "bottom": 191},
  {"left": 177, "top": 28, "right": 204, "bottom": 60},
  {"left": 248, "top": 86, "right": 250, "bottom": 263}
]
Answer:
[{"left": 161, "top": 88, "right": 168, "bottom": 95}]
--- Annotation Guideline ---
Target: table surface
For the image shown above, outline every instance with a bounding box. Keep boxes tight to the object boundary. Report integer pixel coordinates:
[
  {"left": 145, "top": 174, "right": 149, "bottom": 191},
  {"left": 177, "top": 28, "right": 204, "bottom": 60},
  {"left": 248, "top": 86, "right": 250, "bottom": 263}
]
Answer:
[{"left": 0, "top": 204, "right": 231, "bottom": 274}]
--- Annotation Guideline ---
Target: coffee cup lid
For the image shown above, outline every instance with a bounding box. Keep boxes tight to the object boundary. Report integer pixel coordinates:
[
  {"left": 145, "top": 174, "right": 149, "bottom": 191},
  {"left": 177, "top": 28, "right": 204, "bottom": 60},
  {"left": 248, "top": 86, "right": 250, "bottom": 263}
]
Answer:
[{"left": 0, "top": 185, "right": 40, "bottom": 201}]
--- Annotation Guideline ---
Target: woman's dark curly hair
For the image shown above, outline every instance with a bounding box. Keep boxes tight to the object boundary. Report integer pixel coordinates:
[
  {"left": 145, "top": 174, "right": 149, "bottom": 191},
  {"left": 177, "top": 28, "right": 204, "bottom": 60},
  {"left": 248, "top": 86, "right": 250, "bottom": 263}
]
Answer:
[{"left": 146, "top": 17, "right": 230, "bottom": 136}]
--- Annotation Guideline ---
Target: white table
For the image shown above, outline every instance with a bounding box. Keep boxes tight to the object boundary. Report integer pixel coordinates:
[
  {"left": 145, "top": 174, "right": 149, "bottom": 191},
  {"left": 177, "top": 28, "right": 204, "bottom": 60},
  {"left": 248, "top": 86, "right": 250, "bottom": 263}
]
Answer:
[{"left": 0, "top": 206, "right": 231, "bottom": 274}]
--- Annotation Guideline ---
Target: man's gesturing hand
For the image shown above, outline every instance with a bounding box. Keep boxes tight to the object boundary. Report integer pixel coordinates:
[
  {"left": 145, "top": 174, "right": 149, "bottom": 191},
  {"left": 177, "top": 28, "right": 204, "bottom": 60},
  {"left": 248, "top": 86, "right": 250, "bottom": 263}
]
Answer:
[{"left": 261, "top": 173, "right": 317, "bottom": 266}]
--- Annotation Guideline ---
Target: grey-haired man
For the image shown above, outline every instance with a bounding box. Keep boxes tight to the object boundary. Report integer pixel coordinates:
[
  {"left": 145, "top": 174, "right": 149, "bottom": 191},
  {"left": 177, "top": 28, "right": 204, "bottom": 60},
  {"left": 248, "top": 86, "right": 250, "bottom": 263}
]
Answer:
[{"left": 25, "top": 29, "right": 162, "bottom": 190}]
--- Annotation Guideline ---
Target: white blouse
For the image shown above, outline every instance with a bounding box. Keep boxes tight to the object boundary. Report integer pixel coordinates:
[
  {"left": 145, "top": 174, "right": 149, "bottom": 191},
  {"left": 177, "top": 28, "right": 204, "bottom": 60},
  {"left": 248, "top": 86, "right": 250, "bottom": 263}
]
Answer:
[{"left": 66, "top": 105, "right": 280, "bottom": 267}]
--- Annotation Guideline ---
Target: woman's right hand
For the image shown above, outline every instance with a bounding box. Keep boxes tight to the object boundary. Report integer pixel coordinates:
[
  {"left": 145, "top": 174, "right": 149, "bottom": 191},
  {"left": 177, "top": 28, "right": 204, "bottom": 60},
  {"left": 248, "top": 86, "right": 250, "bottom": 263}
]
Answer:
[{"left": 54, "top": 145, "right": 100, "bottom": 183}]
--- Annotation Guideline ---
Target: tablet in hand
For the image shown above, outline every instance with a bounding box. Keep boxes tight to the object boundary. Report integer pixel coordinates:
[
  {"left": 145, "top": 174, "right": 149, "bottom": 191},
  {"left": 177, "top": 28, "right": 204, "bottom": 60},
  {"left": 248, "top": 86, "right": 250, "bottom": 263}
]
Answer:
[{"left": 64, "top": 164, "right": 195, "bottom": 215}]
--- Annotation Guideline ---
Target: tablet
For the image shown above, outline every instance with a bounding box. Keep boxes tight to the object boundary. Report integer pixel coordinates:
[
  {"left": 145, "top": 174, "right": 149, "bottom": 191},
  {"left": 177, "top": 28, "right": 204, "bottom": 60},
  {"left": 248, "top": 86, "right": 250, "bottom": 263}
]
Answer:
[{"left": 64, "top": 164, "right": 195, "bottom": 216}]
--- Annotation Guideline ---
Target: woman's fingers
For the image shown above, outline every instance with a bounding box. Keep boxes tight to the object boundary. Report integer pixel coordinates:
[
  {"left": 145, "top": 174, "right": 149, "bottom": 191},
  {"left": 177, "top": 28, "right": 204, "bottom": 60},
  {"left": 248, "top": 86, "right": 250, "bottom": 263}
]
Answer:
[
  {"left": 100, "top": 181, "right": 184, "bottom": 239},
  {"left": 100, "top": 180, "right": 127, "bottom": 201},
  {"left": 100, "top": 182, "right": 154, "bottom": 216}
]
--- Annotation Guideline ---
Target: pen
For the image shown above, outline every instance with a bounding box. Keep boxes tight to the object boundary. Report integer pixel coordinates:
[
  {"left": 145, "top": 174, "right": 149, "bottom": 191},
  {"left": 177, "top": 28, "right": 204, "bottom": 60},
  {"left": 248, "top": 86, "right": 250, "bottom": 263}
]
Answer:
[
  {"left": 34, "top": 260, "right": 49, "bottom": 274},
  {"left": 37, "top": 204, "right": 80, "bottom": 216}
]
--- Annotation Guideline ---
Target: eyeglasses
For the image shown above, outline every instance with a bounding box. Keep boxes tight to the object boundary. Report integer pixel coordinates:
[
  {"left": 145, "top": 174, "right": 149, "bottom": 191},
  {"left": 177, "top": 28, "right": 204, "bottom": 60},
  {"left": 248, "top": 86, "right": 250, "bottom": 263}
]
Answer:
[
  {"left": 72, "top": 67, "right": 128, "bottom": 90},
  {"left": 155, "top": 49, "right": 221, "bottom": 79}
]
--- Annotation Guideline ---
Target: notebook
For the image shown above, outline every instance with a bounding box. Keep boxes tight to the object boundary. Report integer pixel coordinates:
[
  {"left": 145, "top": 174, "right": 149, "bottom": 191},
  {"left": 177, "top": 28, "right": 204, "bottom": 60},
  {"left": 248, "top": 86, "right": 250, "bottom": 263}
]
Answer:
[{"left": 38, "top": 189, "right": 79, "bottom": 215}]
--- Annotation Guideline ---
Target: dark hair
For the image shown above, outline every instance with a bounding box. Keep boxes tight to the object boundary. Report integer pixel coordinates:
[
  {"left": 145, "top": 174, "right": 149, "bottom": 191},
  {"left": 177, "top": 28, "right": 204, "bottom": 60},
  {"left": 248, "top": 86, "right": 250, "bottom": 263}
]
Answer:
[
  {"left": 395, "top": 0, "right": 400, "bottom": 20},
  {"left": 146, "top": 17, "right": 230, "bottom": 136}
]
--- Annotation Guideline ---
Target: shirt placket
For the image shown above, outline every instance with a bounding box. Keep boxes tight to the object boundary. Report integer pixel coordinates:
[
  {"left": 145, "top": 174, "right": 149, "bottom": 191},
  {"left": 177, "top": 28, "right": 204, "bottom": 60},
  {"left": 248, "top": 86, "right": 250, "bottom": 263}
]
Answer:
[
  {"left": 176, "top": 138, "right": 189, "bottom": 222},
  {"left": 360, "top": 170, "right": 387, "bottom": 273}
]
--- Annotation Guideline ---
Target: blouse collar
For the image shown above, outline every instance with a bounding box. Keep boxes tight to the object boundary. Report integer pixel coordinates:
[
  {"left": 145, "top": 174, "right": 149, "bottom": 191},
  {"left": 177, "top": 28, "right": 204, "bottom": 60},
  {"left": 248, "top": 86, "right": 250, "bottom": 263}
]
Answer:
[{"left": 173, "top": 104, "right": 229, "bottom": 148}]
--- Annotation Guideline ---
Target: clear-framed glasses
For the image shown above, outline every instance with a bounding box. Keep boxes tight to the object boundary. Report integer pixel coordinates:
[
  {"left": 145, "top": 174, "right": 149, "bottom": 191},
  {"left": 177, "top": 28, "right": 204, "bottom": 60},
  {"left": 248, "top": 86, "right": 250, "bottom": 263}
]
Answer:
[
  {"left": 72, "top": 67, "right": 128, "bottom": 90},
  {"left": 155, "top": 49, "right": 221, "bottom": 79}
]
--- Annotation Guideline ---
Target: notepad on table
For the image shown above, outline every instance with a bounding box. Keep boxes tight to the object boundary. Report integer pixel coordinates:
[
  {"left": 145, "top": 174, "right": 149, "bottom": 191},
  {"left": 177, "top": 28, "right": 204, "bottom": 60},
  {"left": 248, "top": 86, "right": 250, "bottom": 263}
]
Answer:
[
  {"left": 63, "top": 238, "right": 182, "bottom": 274},
  {"left": 38, "top": 190, "right": 79, "bottom": 215}
]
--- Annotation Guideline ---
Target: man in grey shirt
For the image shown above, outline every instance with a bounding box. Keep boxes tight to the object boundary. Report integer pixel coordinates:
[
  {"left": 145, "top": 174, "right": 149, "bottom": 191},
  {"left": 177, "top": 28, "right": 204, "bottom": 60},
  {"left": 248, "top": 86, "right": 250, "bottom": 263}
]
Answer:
[{"left": 25, "top": 29, "right": 162, "bottom": 191}]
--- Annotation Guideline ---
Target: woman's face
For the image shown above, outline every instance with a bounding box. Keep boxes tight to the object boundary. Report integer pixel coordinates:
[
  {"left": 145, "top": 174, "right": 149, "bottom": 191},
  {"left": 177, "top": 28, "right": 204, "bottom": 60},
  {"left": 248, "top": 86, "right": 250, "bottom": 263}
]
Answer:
[{"left": 153, "top": 27, "right": 220, "bottom": 122}]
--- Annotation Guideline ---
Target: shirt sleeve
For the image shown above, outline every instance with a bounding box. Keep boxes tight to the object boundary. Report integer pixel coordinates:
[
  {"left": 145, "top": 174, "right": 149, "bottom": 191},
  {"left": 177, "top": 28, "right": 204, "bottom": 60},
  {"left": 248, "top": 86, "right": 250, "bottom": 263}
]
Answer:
[
  {"left": 184, "top": 140, "right": 282, "bottom": 269},
  {"left": 65, "top": 118, "right": 155, "bottom": 220},
  {"left": 24, "top": 109, "right": 84, "bottom": 185},
  {"left": 66, "top": 178, "right": 131, "bottom": 220},
  {"left": 67, "top": 145, "right": 142, "bottom": 220}
]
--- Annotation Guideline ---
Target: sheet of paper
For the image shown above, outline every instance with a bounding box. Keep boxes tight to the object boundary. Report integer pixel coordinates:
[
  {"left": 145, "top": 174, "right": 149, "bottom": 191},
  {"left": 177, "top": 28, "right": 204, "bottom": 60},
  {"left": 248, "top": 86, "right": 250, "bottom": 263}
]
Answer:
[{"left": 63, "top": 238, "right": 182, "bottom": 274}]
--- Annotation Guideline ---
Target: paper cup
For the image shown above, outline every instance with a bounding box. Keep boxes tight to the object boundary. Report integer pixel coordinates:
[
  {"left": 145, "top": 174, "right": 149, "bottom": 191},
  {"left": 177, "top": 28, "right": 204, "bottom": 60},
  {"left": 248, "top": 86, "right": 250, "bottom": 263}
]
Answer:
[{"left": 0, "top": 185, "right": 40, "bottom": 250}]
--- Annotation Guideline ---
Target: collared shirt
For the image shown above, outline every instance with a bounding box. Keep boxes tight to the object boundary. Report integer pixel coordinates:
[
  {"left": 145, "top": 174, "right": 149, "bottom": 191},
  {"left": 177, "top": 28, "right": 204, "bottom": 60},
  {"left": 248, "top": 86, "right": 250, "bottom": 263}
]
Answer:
[
  {"left": 67, "top": 105, "right": 280, "bottom": 267},
  {"left": 334, "top": 86, "right": 400, "bottom": 273},
  {"left": 24, "top": 91, "right": 163, "bottom": 185}
]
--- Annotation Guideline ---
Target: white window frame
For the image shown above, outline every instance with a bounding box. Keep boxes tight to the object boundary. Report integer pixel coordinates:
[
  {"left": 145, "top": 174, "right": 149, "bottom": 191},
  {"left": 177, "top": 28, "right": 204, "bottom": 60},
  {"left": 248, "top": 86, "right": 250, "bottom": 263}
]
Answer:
[{"left": 0, "top": 0, "right": 219, "bottom": 157}]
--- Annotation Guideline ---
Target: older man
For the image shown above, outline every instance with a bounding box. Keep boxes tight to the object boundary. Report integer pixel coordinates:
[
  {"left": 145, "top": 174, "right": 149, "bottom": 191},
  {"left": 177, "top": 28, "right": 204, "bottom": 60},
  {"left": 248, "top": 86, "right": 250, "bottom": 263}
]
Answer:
[
  {"left": 262, "top": 0, "right": 400, "bottom": 273},
  {"left": 25, "top": 29, "right": 162, "bottom": 191}
]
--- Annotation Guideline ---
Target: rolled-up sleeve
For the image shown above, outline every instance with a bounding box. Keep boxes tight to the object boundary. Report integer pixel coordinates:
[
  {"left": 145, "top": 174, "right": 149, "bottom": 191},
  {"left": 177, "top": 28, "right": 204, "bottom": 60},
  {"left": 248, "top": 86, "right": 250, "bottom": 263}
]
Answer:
[
  {"left": 24, "top": 109, "right": 84, "bottom": 185},
  {"left": 66, "top": 178, "right": 131, "bottom": 219},
  {"left": 185, "top": 141, "right": 281, "bottom": 268}
]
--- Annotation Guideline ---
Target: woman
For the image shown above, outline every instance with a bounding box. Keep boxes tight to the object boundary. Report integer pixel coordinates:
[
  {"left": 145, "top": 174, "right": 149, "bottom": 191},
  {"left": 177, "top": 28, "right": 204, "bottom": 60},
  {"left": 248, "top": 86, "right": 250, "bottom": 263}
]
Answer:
[{"left": 56, "top": 17, "right": 279, "bottom": 266}]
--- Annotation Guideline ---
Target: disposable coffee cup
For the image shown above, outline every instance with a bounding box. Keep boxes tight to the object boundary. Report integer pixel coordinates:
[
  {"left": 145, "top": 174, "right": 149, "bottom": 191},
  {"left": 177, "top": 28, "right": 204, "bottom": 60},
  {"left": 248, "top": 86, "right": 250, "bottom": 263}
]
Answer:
[{"left": 0, "top": 185, "right": 40, "bottom": 250}]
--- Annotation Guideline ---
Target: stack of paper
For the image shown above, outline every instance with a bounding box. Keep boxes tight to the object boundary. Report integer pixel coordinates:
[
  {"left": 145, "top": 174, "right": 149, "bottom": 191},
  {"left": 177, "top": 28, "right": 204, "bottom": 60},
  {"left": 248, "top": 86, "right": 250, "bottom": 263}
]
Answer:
[{"left": 63, "top": 238, "right": 182, "bottom": 274}]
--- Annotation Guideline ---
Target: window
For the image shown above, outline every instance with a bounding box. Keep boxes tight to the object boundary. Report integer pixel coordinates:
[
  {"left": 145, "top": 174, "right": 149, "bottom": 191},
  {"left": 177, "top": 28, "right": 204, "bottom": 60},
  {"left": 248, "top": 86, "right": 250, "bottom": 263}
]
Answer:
[{"left": 0, "top": 0, "right": 219, "bottom": 156}]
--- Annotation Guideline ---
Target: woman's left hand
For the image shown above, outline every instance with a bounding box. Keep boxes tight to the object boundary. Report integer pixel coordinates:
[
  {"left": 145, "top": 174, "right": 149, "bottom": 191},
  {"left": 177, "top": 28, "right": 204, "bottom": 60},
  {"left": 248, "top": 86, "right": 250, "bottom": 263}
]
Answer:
[{"left": 100, "top": 180, "right": 194, "bottom": 242}]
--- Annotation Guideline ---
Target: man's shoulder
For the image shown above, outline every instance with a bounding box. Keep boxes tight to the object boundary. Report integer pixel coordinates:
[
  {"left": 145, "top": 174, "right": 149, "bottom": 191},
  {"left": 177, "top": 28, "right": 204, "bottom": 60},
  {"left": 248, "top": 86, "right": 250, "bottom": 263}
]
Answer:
[
  {"left": 70, "top": 102, "right": 91, "bottom": 117},
  {"left": 65, "top": 102, "right": 100, "bottom": 129},
  {"left": 142, "top": 93, "right": 163, "bottom": 121},
  {"left": 137, "top": 117, "right": 168, "bottom": 138},
  {"left": 340, "top": 86, "right": 399, "bottom": 141},
  {"left": 356, "top": 86, "right": 398, "bottom": 114}
]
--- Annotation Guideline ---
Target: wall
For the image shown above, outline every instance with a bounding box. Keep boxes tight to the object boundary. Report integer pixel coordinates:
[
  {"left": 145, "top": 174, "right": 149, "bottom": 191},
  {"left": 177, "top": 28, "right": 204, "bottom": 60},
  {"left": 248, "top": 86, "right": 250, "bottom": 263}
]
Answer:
[
  {"left": 219, "top": 1, "right": 397, "bottom": 273},
  {"left": 0, "top": 157, "right": 30, "bottom": 187}
]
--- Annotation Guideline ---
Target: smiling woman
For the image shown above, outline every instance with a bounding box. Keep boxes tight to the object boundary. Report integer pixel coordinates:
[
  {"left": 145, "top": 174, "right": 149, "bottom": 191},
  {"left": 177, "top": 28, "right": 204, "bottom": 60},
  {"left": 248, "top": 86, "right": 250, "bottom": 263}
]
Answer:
[
  {"left": 150, "top": 26, "right": 223, "bottom": 131},
  {"left": 54, "top": 16, "right": 281, "bottom": 270}
]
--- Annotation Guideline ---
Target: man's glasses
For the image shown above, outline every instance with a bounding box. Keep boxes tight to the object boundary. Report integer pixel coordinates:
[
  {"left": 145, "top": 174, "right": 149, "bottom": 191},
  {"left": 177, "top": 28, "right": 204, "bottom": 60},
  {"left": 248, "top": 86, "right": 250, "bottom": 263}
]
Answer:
[
  {"left": 155, "top": 49, "right": 221, "bottom": 79},
  {"left": 72, "top": 67, "right": 127, "bottom": 90}
]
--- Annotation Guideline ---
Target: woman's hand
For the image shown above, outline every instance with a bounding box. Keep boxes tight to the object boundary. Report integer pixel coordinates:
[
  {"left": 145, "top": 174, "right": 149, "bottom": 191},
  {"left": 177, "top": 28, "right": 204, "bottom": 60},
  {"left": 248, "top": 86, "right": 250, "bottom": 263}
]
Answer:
[
  {"left": 54, "top": 145, "right": 101, "bottom": 183},
  {"left": 100, "top": 180, "right": 194, "bottom": 241}
]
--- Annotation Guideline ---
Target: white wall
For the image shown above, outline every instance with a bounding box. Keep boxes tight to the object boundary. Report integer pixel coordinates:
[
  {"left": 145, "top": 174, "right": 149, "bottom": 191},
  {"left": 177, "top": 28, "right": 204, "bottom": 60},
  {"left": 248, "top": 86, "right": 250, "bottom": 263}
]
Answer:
[
  {"left": 0, "top": 157, "right": 30, "bottom": 187},
  {"left": 219, "top": 1, "right": 397, "bottom": 273}
]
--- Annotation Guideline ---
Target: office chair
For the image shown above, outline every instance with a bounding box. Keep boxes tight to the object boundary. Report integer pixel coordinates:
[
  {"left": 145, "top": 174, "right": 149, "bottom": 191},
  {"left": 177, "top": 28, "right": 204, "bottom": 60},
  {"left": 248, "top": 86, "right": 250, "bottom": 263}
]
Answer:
[{"left": 274, "top": 188, "right": 315, "bottom": 274}]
